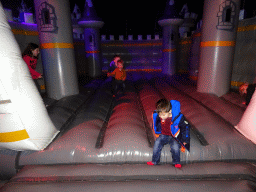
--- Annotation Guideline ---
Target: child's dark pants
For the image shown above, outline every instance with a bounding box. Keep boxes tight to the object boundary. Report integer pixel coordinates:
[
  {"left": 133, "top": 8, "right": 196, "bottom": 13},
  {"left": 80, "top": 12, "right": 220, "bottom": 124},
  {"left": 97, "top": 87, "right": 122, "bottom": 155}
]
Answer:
[{"left": 113, "top": 79, "right": 125, "bottom": 95}]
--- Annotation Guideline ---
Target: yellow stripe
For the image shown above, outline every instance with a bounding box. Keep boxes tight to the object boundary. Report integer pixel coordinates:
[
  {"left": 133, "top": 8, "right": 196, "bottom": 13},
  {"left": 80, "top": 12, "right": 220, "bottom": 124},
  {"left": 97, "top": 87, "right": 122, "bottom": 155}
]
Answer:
[
  {"left": 237, "top": 25, "right": 256, "bottom": 32},
  {"left": 0, "top": 129, "right": 29, "bottom": 142},
  {"left": 12, "top": 29, "right": 38, "bottom": 36},
  {"left": 40, "top": 43, "right": 74, "bottom": 49},
  {"left": 200, "top": 41, "right": 235, "bottom": 47},
  {"left": 231, "top": 81, "right": 245, "bottom": 87}
]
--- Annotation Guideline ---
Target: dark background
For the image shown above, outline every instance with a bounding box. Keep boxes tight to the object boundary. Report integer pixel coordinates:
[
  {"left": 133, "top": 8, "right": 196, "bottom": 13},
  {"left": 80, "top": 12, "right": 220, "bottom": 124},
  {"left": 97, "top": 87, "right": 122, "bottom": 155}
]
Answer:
[{"left": 1, "top": 0, "right": 255, "bottom": 36}]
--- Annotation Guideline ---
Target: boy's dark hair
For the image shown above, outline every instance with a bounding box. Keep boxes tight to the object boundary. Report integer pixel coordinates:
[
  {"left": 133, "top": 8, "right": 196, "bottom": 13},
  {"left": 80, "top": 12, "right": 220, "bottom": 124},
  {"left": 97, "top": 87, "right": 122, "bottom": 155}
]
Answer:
[
  {"left": 156, "top": 98, "right": 171, "bottom": 114},
  {"left": 22, "top": 43, "right": 39, "bottom": 58}
]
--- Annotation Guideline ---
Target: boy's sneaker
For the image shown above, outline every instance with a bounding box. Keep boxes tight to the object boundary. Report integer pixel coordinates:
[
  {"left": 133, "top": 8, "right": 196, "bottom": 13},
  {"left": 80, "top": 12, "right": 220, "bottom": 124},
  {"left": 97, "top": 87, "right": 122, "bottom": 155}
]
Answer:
[
  {"left": 174, "top": 164, "right": 182, "bottom": 168},
  {"left": 147, "top": 161, "right": 155, "bottom": 166},
  {"left": 113, "top": 94, "right": 116, "bottom": 97}
]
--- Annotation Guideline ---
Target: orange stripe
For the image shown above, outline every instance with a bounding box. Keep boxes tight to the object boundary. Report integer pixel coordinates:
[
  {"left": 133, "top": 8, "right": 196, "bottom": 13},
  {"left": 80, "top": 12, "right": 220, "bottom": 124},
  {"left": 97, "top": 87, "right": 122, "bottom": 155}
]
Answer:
[
  {"left": 85, "top": 50, "right": 100, "bottom": 54},
  {"left": 180, "top": 40, "right": 192, "bottom": 45},
  {"left": 162, "top": 48, "right": 176, "bottom": 52},
  {"left": 192, "top": 32, "right": 201, "bottom": 38},
  {"left": 174, "top": 129, "right": 180, "bottom": 137},
  {"left": 0, "top": 129, "right": 29, "bottom": 142},
  {"left": 200, "top": 41, "right": 235, "bottom": 47},
  {"left": 40, "top": 43, "right": 74, "bottom": 49},
  {"left": 12, "top": 29, "right": 38, "bottom": 36},
  {"left": 237, "top": 25, "right": 256, "bottom": 32}
]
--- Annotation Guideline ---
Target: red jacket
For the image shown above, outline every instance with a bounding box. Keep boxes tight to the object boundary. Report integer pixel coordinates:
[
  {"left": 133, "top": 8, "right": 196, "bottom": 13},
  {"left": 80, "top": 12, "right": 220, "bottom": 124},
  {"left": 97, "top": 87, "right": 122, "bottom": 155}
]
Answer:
[
  {"left": 23, "top": 55, "right": 41, "bottom": 79},
  {"left": 109, "top": 68, "right": 126, "bottom": 81}
]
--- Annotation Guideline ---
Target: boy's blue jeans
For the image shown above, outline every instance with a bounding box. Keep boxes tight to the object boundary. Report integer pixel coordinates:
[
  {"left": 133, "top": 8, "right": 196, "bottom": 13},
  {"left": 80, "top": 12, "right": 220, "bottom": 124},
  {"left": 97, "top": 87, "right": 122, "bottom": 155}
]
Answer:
[{"left": 152, "top": 134, "right": 181, "bottom": 165}]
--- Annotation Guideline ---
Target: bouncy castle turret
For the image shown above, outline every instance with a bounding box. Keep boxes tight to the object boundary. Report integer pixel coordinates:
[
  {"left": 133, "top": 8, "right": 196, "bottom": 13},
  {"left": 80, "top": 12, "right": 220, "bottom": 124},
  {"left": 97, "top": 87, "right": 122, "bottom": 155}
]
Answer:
[
  {"left": 158, "top": 0, "right": 183, "bottom": 75},
  {"left": 197, "top": 0, "right": 241, "bottom": 97},
  {"left": 78, "top": 0, "right": 104, "bottom": 78},
  {"left": 179, "top": 3, "right": 197, "bottom": 38},
  {"left": 71, "top": 4, "right": 84, "bottom": 40},
  {"left": 34, "top": 0, "right": 79, "bottom": 100}
]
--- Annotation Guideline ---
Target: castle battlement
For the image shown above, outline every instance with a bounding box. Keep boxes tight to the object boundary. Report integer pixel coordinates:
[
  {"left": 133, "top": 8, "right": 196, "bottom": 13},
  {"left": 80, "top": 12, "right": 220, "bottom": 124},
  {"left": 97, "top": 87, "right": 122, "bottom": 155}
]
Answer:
[{"left": 101, "top": 34, "right": 161, "bottom": 41}]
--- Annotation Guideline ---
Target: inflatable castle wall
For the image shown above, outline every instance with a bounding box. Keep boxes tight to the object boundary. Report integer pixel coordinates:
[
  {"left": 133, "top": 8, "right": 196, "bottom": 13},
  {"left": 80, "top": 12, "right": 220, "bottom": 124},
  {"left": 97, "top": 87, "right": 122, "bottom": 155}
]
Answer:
[{"left": 3, "top": 2, "right": 256, "bottom": 92}]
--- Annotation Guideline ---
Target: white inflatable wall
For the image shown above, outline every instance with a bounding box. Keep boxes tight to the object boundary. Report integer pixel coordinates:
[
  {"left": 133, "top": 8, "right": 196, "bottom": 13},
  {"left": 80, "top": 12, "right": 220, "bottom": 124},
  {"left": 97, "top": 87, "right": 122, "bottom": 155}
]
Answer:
[
  {"left": 0, "top": 3, "right": 59, "bottom": 151},
  {"left": 235, "top": 89, "right": 256, "bottom": 144}
]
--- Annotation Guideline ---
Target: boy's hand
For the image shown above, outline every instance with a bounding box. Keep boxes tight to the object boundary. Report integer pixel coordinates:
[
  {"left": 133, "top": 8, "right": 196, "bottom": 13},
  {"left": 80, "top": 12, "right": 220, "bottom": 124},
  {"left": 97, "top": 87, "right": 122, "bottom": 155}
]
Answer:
[{"left": 107, "top": 73, "right": 110, "bottom": 77}]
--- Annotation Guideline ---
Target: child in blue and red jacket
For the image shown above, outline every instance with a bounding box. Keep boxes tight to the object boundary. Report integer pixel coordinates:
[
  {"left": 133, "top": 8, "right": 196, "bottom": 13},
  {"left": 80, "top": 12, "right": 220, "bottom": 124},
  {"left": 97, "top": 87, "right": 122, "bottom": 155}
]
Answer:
[{"left": 147, "top": 99, "right": 190, "bottom": 168}]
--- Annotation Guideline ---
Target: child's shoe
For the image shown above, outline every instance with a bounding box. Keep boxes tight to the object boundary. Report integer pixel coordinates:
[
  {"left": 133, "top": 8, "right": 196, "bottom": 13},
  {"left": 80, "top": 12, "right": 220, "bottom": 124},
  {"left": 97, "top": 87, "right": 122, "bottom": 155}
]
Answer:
[
  {"left": 147, "top": 161, "right": 155, "bottom": 166},
  {"left": 174, "top": 164, "right": 182, "bottom": 168},
  {"left": 113, "top": 94, "right": 116, "bottom": 97}
]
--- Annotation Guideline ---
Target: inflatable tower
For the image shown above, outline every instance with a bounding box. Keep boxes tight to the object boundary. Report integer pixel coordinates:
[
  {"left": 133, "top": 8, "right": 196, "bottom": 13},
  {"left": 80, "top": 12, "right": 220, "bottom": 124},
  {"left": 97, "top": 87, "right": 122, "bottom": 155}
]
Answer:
[
  {"left": 78, "top": 0, "right": 104, "bottom": 78},
  {"left": 158, "top": 0, "right": 184, "bottom": 75},
  {"left": 34, "top": 0, "right": 79, "bottom": 100},
  {"left": 197, "top": 0, "right": 241, "bottom": 97}
]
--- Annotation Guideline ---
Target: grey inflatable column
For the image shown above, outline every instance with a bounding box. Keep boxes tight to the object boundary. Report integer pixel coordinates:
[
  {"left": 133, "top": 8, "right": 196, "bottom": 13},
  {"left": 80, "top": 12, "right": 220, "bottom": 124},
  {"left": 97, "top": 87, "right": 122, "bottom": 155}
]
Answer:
[
  {"left": 197, "top": 0, "right": 241, "bottom": 97},
  {"left": 158, "top": 0, "right": 183, "bottom": 75},
  {"left": 34, "top": 0, "right": 79, "bottom": 100},
  {"left": 78, "top": 1, "right": 104, "bottom": 78}
]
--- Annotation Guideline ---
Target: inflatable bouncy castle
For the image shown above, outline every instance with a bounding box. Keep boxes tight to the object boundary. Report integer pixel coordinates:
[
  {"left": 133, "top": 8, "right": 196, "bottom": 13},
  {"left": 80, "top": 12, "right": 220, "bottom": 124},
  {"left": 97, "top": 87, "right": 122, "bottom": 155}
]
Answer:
[{"left": 1, "top": 1, "right": 256, "bottom": 191}]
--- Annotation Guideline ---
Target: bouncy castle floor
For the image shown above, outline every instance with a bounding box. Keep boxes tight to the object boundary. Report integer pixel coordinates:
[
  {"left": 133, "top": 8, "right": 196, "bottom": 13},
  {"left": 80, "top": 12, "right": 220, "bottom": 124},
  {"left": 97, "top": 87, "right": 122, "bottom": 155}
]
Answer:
[{"left": 1, "top": 72, "right": 255, "bottom": 192}]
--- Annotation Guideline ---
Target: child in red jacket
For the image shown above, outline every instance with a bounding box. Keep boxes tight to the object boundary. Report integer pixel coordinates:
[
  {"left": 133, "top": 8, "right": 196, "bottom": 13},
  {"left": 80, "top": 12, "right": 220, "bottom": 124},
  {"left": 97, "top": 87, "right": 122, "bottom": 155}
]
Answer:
[
  {"left": 107, "top": 59, "right": 126, "bottom": 97},
  {"left": 22, "top": 43, "right": 42, "bottom": 93},
  {"left": 22, "top": 43, "right": 42, "bottom": 80}
]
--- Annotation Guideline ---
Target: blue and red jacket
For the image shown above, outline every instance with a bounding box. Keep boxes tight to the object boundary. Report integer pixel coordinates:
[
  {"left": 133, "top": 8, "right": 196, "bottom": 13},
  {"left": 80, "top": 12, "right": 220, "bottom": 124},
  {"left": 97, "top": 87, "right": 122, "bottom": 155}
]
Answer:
[{"left": 152, "top": 100, "right": 190, "bottom": 151}]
